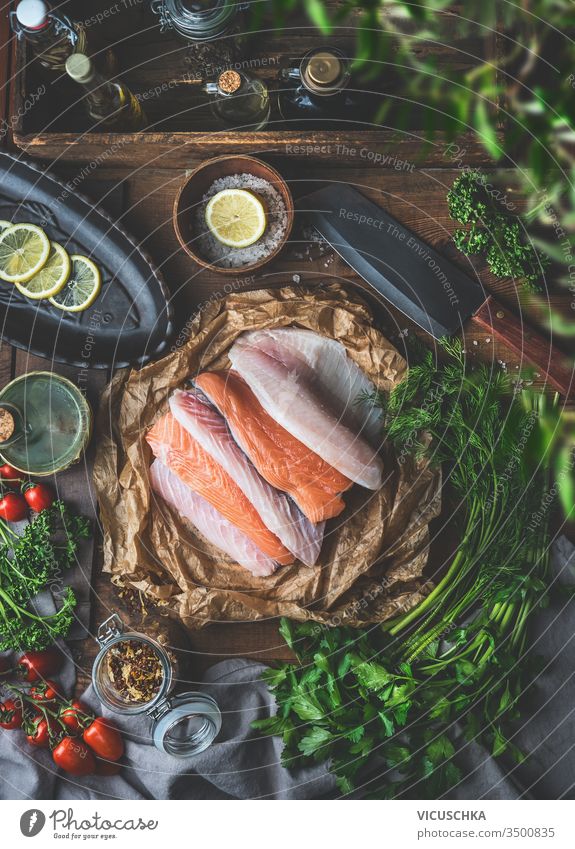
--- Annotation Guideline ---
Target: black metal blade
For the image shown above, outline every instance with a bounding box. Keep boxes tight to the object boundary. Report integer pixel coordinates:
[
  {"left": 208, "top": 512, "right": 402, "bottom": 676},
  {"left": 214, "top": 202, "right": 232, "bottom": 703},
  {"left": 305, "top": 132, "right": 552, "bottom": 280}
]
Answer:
[{"left": 300, "top": 183, "right": 486, "bottom": 339}]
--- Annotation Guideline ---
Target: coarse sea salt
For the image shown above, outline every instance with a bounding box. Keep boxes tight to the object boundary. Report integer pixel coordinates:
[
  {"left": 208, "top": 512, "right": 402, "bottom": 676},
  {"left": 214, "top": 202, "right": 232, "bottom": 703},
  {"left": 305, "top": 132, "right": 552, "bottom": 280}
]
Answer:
[{"left": 193, "top": 173, "right": 288, "bottom": 269}]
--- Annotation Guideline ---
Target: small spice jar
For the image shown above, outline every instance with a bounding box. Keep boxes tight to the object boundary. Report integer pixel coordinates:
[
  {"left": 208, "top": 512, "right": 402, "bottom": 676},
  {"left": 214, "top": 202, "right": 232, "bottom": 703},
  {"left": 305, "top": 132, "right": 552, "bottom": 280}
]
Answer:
[{"left": 92, "top": 614, "right": 221, "bottom": 757}]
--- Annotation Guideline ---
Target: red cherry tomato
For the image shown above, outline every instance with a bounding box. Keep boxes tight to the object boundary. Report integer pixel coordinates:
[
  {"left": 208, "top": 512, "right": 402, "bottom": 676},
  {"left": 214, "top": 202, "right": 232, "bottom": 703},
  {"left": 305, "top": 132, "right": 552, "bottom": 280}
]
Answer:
[
  {"left": 83, "top": 717, "right": 124, "bottom": 761},
  {"left": 0, "top": 463, "right": 23, "bottom": 485},
  {"left": 52, "top": 736, "right": 96, "bottom": 776},
  {"left": 30, "top": 679, "right": 62, "bottom": 702},
  {"left": 61, "top": 700, "right": 90, "bottom": 733},
  {"left": 23, "top": 483, "right": 54, "bottom": 513},
  {"left": 95, "top": 758, "right": 122, "bottom": 776},
  {"left": 0, "top": 491, "right": 28, "bottom": 522},
  {"left": 0, "top": 698, "right": 23, "bottom": 729},
  {"left": 26, "top": 715, "right": 52, "bottom": 748},
  {"left": 17, "top": 647, "right": 63, "bottom": 682}
]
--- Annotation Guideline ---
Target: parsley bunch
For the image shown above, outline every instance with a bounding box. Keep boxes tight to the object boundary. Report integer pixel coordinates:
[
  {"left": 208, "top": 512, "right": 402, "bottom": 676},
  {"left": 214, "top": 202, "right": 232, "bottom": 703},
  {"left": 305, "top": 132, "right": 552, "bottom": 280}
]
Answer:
[
  {"left": 255, "top": 341, "right": 552, "bottom": 798},
  {"left": 447, "top": 171, "right": 548, "bottom": 291},
  {"left": 0, "top": 501, "right": 90, "bottom": 651}
]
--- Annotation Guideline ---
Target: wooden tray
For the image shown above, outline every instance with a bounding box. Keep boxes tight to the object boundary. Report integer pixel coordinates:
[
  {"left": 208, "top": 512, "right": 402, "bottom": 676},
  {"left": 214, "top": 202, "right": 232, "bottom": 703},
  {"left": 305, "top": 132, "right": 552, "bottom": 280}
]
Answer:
[{"left": 10, "top": 0, "right": 500, "bottom": 167}]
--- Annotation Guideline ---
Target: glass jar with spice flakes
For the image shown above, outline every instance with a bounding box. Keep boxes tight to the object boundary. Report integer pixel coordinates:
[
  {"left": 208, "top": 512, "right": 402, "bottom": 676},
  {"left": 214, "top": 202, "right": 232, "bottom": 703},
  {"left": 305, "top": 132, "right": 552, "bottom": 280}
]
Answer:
[{"left": 92, "top": 613, "right": 221, "bottom": 757}]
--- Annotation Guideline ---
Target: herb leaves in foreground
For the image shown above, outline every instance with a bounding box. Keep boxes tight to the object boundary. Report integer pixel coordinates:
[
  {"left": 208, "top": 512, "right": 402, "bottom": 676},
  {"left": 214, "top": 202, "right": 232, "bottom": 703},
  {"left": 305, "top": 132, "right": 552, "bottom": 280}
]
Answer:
[
  {"left": 0, "top": 501, "right": 91, "bottom": 651},
  {"left": 254, "top": 340, "right": 552, "bottom": 798}
]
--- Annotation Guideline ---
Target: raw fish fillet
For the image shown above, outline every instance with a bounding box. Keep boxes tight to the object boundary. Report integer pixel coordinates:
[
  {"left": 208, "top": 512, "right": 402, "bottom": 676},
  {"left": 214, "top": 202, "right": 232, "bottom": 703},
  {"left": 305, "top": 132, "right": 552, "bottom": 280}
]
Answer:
[
  {"left": 195, "top": 370, "right": 352, "bottom": 523},
  {"left": 146, "top": 412, "right": 294, "bottom": 565},
  {"left": 238, "top": 328, "right": 384, "bottom": 444},
  {"left": 149, "top": 460, "right": 278, "bottom": 577},
  {"left": 169, "top": 389, "right": 324, "bottom": 566},
  {"left": 229, "top": 330, "right": 384, "bottom": 490}
]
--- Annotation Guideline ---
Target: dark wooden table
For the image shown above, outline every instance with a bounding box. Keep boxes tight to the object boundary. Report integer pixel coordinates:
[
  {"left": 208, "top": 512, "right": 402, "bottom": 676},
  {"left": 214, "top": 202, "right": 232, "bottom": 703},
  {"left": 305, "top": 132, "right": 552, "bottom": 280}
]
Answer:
[{"left": 1, "top": 9, "right": 573, "bottom": 694}]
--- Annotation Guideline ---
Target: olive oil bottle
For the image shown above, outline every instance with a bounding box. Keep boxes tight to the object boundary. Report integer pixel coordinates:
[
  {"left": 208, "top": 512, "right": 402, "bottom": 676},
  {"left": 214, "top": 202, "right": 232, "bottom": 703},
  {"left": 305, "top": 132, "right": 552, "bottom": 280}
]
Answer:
[{"left": 65, "top": 54, "right": 147, "bottom": 131}]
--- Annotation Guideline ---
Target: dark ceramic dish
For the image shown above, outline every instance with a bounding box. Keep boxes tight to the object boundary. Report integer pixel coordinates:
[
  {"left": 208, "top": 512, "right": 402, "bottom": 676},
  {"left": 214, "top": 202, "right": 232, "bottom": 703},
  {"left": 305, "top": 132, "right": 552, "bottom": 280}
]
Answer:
[{"left": 0, "top": 152, "right": 173, "bottom": 369}]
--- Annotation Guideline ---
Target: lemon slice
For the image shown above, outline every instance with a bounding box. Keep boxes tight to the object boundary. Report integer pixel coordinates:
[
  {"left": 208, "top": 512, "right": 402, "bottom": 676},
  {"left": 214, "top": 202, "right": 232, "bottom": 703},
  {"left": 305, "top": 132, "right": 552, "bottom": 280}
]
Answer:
[
  {"left": 49, "top": 254, "right": 101, "bottom": 312},
  {"left": 15, "top": 242, "right": 71, "bottom": 300},
  {"left": 0, "top": 223, "right": 51, "bottom": 283},
  {"left": 0, "top": 220, "right": 12, "bottom": 232},
  {"left": 205, "top": 189, "right": 267, "bottom": 248}
]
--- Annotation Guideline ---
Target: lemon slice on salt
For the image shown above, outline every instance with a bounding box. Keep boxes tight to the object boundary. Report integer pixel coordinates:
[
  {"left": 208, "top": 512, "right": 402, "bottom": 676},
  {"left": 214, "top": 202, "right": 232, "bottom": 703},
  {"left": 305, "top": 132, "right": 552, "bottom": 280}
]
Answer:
[{"left": 205, "top": 188, "right": 267, "bottom": 248}]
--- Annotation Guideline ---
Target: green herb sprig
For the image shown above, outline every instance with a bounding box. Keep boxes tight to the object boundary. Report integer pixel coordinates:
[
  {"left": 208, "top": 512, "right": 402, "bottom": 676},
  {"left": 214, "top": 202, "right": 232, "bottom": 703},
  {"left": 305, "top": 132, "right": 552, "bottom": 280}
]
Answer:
[
  {"left": 0, "top": 501, "right": 91, "bottom": 651},
  {"left": 447, "top": 171, "right": 548, "bottom": 291},
  {"left": 254, "top": 340, "right": 552, "bottom": 798}
]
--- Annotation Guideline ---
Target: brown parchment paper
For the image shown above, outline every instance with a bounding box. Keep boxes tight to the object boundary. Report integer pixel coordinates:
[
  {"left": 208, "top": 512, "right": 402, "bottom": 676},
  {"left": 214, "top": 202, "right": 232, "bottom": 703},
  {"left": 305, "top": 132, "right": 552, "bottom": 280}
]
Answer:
[{"left": 93, "top": 284, "right": 441, "bottom": 629}]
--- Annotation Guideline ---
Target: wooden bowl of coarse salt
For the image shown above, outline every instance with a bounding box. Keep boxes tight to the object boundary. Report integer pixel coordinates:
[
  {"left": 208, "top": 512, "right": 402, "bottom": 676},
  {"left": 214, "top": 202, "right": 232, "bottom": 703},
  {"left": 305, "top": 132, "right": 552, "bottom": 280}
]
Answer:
[{"left": 173, "top": 155, "right": 294, "bottom": 276}]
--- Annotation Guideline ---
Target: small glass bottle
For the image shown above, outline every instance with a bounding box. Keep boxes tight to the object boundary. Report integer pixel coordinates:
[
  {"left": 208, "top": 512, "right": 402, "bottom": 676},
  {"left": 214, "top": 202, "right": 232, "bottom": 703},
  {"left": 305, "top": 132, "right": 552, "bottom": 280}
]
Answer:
[
  {"left": 65, "top": 54, "right": 147, "bottom": 131},
  {"left": 278, "top": 47, "right": 368, "bottom": 129},
  {"left": 11, "top": 0, "right": 87, "bottom": 73},
  {"left": 0, "top": 371, "right": 92, "bottom": 476},
  {"left": 204, "top": 69, "right": 270, "bottom": 131}
]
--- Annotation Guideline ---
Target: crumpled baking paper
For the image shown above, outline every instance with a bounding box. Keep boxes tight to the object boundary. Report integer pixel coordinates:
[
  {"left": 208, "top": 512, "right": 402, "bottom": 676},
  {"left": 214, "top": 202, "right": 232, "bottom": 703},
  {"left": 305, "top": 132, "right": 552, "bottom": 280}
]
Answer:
[{"left": 93, "top": 284, "right": 441, "bottom": 629}]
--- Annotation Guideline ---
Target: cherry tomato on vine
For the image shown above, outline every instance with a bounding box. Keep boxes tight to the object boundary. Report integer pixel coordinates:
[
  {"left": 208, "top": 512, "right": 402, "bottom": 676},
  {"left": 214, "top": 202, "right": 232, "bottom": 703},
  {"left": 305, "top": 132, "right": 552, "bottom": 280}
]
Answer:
[
  {"left": 52, "top": 736, "right": 95, "bottom": 776},
  {"left": 23, "top": 483, "right": 54, "bottom": 513},
  {"left": 61, "top": 700, "right": 90, "bottom": 733},
  {"left": 30, "top": 680, "right": 62, "bottom": 702},
  {"left": 26, "top": 715, "right": 53, "bottom": 748},
  {"left": 0, "top": 463, "right": 23, "bottom": 485},
  {"left": 83, "top": 717, "right": 124, "bottom": 761},
  {"left": 0, "top": 491, "right": 28, "bottom": 522},
  {"left": 17, "top": 647, "right": 63, "bottom": 682},
  {"left": 0, "top": 698, "right": 23, "bottom": 729}
]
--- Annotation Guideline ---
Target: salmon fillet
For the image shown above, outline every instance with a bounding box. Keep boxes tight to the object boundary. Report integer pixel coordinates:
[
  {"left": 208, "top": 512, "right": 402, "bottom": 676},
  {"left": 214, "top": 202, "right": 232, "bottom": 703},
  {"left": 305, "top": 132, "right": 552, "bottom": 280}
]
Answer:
[
  {"left": 149, "top": 460, "right": 278, "bottom": 577},
  {"left": 195, "top": 371, "right": 353, "bottom": 523},
  {"left": 229, "top": 331, "right": 384, "bottom": 490},
  {"left": 170, "top": 389, "right": 324, "bottom": 566},
  {"left": 146, "top": 413, "right": 294, "bottom": 566}
]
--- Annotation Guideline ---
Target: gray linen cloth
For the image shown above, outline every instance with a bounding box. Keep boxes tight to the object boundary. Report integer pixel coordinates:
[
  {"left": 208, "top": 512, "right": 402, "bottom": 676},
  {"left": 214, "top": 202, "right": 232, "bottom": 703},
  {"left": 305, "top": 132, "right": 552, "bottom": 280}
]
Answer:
[{"left": 1, "top": 537, "right": 574, "bottom": 800}]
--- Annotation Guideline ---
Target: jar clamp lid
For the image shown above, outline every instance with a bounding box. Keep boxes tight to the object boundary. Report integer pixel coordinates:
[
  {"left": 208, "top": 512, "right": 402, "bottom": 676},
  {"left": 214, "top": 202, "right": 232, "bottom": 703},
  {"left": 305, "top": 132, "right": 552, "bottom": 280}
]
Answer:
[
  {"left": 150, "top": 0, "right": 241, "bottom": 41},
  {"left": 93, "top": 614, "right": 222, "bottom": 757}
]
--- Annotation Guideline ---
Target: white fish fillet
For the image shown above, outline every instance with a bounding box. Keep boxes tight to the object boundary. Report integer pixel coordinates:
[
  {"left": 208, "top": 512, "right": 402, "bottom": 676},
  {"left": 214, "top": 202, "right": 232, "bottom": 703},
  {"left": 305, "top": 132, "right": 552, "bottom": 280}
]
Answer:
[
  {"left": 237, "top": 328, "right": 384, "bottom": 444},
  {"left": 169, "top": 389, "right": 325, "bottom": 566},
  {"left": 229, "top": 329, "right": 384, "bottom": 490},
  {"left": 149, "top": 460, "right": 278, "bottom": 577}
]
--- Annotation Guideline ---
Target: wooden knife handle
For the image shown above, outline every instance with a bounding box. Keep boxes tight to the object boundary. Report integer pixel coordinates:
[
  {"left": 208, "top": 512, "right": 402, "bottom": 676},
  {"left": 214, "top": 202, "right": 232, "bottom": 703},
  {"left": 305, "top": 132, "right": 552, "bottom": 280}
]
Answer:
[{"left": 473, "top": 297, "right": 574, "bottom": 397}]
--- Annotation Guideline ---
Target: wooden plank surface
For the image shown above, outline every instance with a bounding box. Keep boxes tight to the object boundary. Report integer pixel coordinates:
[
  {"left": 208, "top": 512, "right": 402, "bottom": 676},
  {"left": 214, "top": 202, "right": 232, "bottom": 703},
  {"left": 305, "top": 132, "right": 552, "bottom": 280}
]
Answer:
[
  {"left": 1, "top": 7, "right": 573, "bottom": 693},
  {"left": 10, "top": 0, "right": 502, "bottom": 165}
]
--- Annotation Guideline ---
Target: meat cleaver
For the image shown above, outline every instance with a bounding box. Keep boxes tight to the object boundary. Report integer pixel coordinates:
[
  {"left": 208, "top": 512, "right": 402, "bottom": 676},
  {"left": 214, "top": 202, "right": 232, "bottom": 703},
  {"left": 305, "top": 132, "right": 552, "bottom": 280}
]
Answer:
[{"left": 300, "top": 183, "right": 573, "bottom": 397}]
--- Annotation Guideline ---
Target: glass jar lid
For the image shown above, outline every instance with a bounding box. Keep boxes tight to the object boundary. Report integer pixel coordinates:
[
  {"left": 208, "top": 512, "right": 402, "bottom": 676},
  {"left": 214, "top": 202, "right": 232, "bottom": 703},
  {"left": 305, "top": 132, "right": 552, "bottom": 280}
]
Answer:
[
  {"left": 150, "top": 692, "right": 222, "bottom": 757},
  {"left": 153, "top": 0, "right": 238, "bottom": 41}
]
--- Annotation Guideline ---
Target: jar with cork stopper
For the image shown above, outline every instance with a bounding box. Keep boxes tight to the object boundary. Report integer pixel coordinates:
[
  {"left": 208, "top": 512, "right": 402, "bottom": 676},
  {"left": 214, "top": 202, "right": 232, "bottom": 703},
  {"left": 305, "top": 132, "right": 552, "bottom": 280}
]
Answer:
[{"left": 204, "top": 69, "right": 270, "bottom": 131}]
